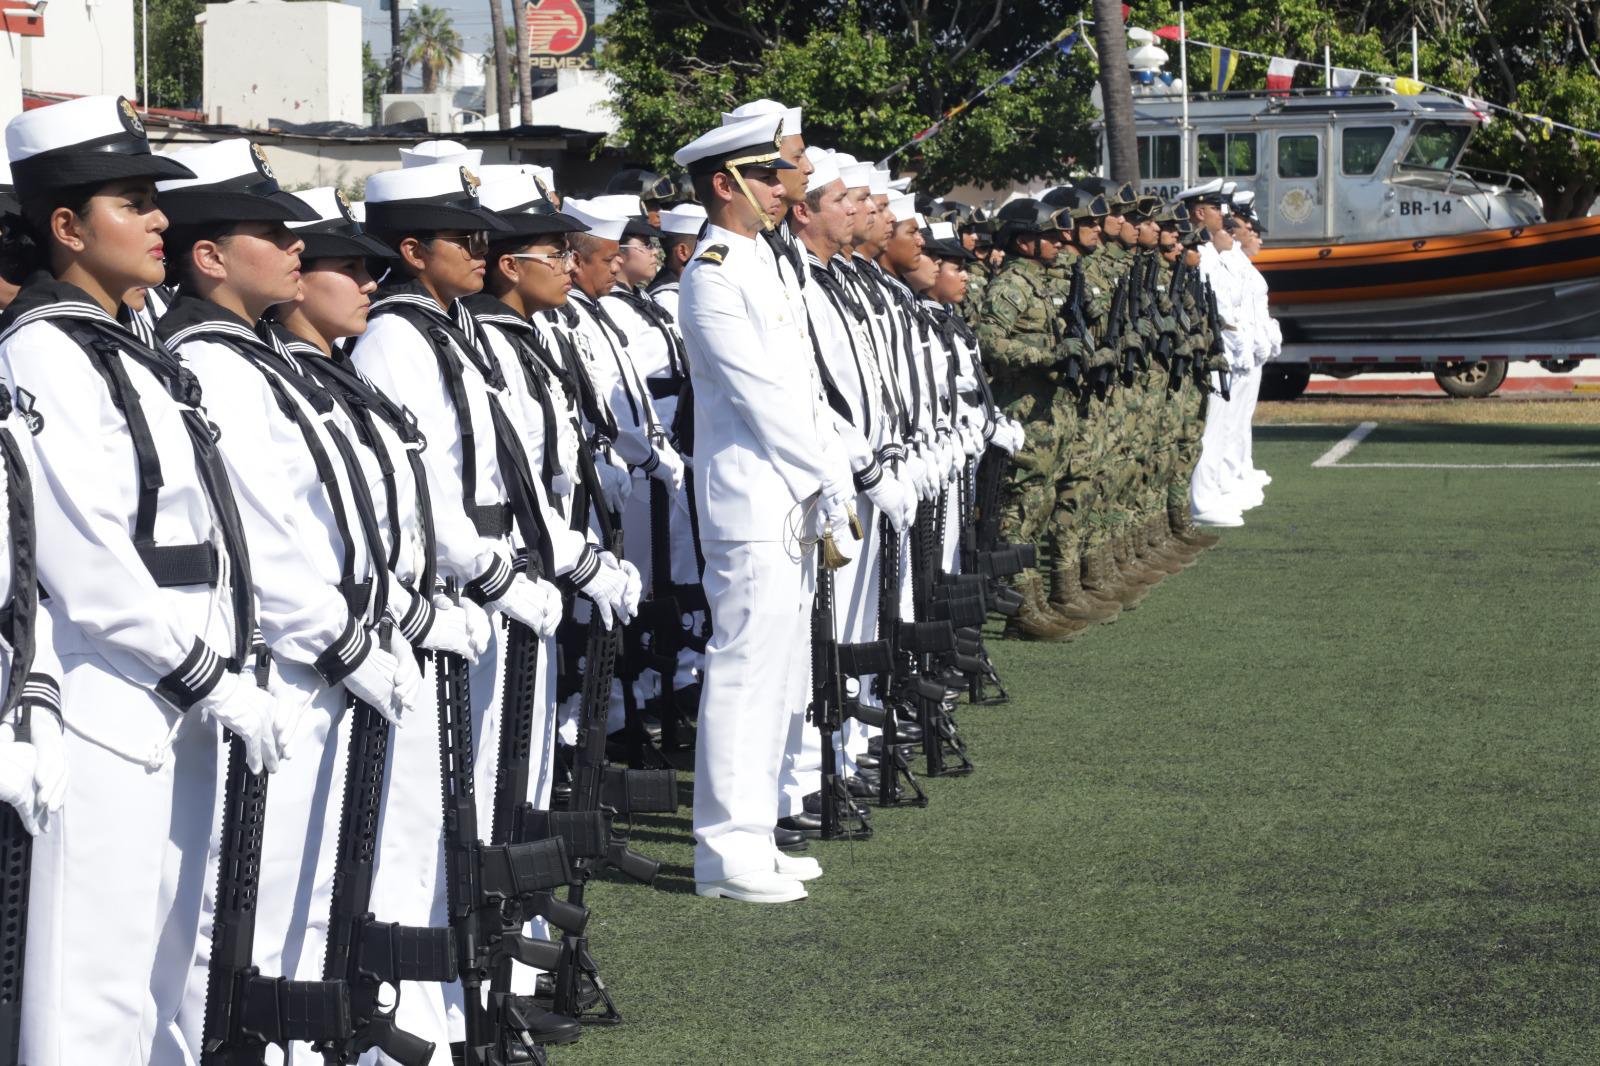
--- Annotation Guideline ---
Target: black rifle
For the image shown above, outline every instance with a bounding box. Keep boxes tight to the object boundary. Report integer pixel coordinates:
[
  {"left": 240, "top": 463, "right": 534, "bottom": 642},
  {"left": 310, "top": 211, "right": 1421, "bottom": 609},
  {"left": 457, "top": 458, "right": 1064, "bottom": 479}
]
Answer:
[
  {"left": 864, "top": 510, "right": 927, "bottom": 808},
  {"left": 434, "top": 587, "right": 577, "bottom": 1066},
  {"left": 0, "top": 706, "right": 38, "bottom": 1066},
  {"left": 1054, "top": 260, "right": 1091, "bottom": 386},
  {"left": 318, "top": 691, "right": 456, "bottom": 1066},
  {"left": 809, "top": 561, "right": 876, "bottom": 840},
  {"left": 1122, "top": 255, "right": 1146, "bottom": 381},
  {"left": 910, "top": 495, "right": 972, "bottom": 779},
  {"left": 1094, "top": 277, "right": 1128, "bottom": 395},
  {"left": 203, "top": 671, "right": 352, "bottom": 1063},
  {"left": 522, "top": 441, "right": 675, "bottom": 1025},
  {"left": 1165, "top": 259, "right": 1194, "bottom": 389},
  {"left": 1202, "top": 282, "right": 1234, "bottom": 401}
]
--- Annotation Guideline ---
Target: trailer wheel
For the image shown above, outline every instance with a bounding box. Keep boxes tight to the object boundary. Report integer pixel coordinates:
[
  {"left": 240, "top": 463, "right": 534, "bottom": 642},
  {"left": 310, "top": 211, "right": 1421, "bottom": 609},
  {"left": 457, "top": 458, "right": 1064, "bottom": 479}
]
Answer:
[
  {"left": 1435, "top": 361, "right": 1508, "bottom": 398},
  {"left": 1259, "top": 365, "right": 1311, "bottom": 401}
]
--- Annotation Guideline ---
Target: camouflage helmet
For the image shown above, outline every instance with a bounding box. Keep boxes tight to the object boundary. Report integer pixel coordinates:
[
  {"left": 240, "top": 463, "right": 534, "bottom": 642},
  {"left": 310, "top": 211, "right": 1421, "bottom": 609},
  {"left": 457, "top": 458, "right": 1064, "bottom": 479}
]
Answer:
[
  {"left": 605, "top": 167, "right": 678, "bottom": 203},
  {"left": 995, "top": 197, "right": 1062, "bottom": 246},
  {"left": 1057, "top": 187, "right": 1110, "bottom": 224}
]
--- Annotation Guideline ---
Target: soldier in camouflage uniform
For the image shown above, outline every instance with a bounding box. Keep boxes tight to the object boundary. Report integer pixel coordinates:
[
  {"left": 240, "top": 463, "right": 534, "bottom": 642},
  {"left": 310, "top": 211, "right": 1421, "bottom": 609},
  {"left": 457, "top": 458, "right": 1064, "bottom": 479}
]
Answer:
[{"left": 973, "top": 198, "right": 1084, "bottom": 640}]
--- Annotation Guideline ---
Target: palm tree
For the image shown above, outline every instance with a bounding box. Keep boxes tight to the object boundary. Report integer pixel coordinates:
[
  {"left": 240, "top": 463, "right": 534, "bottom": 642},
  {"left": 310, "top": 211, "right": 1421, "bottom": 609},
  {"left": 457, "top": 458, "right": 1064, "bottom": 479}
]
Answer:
[
  {"left": 487, "top": 0, "right": 511, "bottom": 129},
  {"left": 513, "top": 0, "right": 533, "bottom": 126},
  {"left": 402, "top": 4, "right": 465, "bottom": 95},
  {"left": 1092, "top": 0, "right": 1139, "bottom": 183}
]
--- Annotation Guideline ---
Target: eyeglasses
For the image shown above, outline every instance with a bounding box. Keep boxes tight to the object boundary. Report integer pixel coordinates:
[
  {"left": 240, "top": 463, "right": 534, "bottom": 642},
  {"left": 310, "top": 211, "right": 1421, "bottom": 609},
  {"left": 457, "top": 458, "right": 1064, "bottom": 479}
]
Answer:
[
  {"left": 620, "top": 243, "right": 656, "bottom": 255},
  {"left": 428, "top": 232, "right": 490, "bottom": 257},
  {"left": 505, "top": 250, "right": 575, "bottom": 265}
]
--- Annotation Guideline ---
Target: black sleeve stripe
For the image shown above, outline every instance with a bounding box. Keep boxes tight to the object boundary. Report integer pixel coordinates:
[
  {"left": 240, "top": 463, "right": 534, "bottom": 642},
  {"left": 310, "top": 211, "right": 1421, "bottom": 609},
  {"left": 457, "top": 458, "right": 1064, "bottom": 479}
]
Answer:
[
  {"left": 566, "top": 544, "right": 601, "bottom": 587},
  {"left": 313, "top": 615, "right": 374, "bottom": 686},
  {"left": 638, "top": 451, "right": 660, "bottom": 474},
  {"left": 465, "top": 554, "right": 515, "bottom": 606},
  {"left": 157, "top": 638, "right": 226, "bottom": 710},
  {"left": 20, "top": 674, "right": 61, "bottom": 716},
  {"left": 852, "top": 456, "right": 884, "bottom": 492},
  {"left": 397, "top": 588, "right": 435, "bottom": 645}
]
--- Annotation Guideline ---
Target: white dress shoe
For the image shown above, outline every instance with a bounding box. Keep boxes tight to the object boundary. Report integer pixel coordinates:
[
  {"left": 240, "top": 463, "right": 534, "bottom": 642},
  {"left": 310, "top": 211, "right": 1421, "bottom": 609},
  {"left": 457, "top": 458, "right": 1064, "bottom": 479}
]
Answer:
[
  {"left": 1251, "top": 469, "right": 1272, "bottom": 486},
  {"left": 1192, "top": 509, "right": 1244, "bottom": 528},
  {"left": 695, "top": 871, "right": 808, "bottom": 903},
  {"left": 774, "top": 853, "right": 823, "bottom": 882}
]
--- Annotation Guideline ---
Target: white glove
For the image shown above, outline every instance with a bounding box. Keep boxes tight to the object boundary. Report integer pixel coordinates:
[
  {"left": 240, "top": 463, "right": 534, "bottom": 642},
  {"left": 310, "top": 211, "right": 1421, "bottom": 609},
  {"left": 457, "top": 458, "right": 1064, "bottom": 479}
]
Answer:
[
  {"left": 941, "top": 435, "right": 962, "bottom": 480},
  {"left": 900, "top": 450, "right": 928, "bottom": 502},
  {"left": 913, "top": 446, "right": 939, "bottom": 500},
  {"left": 959, "top": 422, "right": 983, "bottom": 459},
  {"left": 344, "top": 638, "right": 404, "bottom": 725},
  {"left": 0, "top": 740, "right": 43, "bottom": 835},
  {"left": 647, "top": 444, "right": 685, "bottom": 493},
  {"left": 597, "top": 454, "right": 632, "bottom": 513},
  {"left": 197, "top": 672, "right": 282, "bottom": 775},
  {"left": 865, "top": 475, "right": 911, "bottom": 534},
  {"left": 619, "top": 558, "right": 642, "bottom": 620},
  {"left": 386, "top": 628, "right": 425, "bottom": 720},
  {"left": 997, "top": 420, "right": 1023, "bottom": 456},
  {"left": 574, "top": 551, "right": 628, "bottom": 630},
  {"left": 461, "top": 598, "right": 492, "bottom": 660},
  {"left": 819, "top": 482, "right": 857, "bottom": 543},
  {"left": 26, "top": 708, "right": 66, "bottom": 830},
  {"left": 488, "top": 573, "right": 563, "bottom": 638},
  {"left": 421, "top": 596, "right": 478, "bottom": 662}
]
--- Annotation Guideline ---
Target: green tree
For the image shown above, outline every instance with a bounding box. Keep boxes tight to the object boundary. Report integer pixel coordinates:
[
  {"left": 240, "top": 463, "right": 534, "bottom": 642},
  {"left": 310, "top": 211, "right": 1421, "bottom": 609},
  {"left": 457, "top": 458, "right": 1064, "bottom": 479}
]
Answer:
[
  {"left": 134, "top": 0, "right": 204, "bottom": 110},
  {"left": 596, "top": 0, "right": 1098, "bottom": 195},
  {"left": 363, "top": 41, "right": 386, "bottom": 121},
  {"left": 402, "top": 4, "right": 466, "bottom": 94}
]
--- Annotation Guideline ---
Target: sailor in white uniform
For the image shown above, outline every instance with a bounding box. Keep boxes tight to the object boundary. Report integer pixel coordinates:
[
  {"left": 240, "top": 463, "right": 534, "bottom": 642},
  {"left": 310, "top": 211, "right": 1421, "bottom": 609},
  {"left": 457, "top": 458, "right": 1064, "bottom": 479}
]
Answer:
[
  {"left": 648, "top": 203, "right": 707, "bottom": 322},
  {"left": 0, "top": 95, "right": 285, "bottom": 1066},
  {"left": 674, "top": 114, "right": 857, "bottom": 903}
]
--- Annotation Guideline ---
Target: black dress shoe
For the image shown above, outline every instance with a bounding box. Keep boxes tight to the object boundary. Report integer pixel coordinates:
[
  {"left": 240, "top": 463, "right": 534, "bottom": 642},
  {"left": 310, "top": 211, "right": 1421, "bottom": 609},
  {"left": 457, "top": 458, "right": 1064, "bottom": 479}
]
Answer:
[
  {"left": 855, "top": 753, "right": 881, "bottom": 771},
  {"left": 503, "top": 1000, "right": 583, "bottom": 1046},
  {"left": 845, "top": 774, "right": 872, "bottom": 798},
  {"left": 777, "top": 812, "right": 823, "bottom": 837},
  {"left": 773, "top": 825, "right": 809, "bottom": 851},
  {"left": 856, "top": 767, "right": 881, "bottom": 791},
  {"left": 529, "top": 972, "right": 601, "bottom": 1010},
  {"left": 802, "top": 790, "right": 870, "bottom": 821}
]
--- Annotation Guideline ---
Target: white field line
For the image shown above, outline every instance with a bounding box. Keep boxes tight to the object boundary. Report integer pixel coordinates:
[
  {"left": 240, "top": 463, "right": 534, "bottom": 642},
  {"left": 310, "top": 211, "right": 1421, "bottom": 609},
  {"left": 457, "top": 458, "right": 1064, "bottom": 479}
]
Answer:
[
  {"left": 1311, "top": 421, "right": 1379, "bottom": 468},
  {"left": 1332, "top": 462, "right": 1600, "bottom": 470}
]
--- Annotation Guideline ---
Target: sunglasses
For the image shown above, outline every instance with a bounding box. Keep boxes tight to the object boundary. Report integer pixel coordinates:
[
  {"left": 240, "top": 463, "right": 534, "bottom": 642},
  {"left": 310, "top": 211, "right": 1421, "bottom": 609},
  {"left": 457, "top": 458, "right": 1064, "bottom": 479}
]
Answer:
[
  {"left": 429, "top": 231, "right": 490, "bottom": 258},
  {"left": 505, "top": 250, "right": 575, "bottom": 265}
]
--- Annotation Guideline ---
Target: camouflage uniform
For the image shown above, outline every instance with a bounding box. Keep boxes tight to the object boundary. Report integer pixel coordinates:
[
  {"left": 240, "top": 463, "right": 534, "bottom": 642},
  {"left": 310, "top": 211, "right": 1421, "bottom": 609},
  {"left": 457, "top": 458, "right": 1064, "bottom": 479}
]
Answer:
[{"left": 960, "top": 256, "right": 990, "bottom": 323}]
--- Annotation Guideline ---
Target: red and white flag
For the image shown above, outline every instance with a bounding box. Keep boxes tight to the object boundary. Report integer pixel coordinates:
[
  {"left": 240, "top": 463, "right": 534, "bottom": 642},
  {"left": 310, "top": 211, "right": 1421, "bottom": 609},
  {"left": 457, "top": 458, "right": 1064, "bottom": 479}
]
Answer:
[{"left": 1266, "top": 57, "right": 1298, "bottom": 95}]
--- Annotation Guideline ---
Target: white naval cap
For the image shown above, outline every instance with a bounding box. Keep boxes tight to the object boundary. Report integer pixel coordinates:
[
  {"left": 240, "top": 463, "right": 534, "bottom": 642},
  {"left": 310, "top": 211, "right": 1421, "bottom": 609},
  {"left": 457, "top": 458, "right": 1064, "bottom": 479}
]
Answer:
[
  {"left": 477, "top": 169, "right": 587, "bottom": 238},
  {"left": 588, "top": 193, "right": 647, "bottom": 220},
  {"left": 888, "top": 175, "right": 912, "bottom": 193},
  {"left": 286, "top": 186, "right": 395, "bottom": 258},
  {"left": 5, "top": 95, "right": 194, "bottom": 195},
  {"left": 868, "top": 168, "right": 891, "bottom": 196},
  {"left": 803, "top": 146, "right": 840, "bottom": 192},
  {"left": 657, "top": 203, "right": 706, "bottom": 237},
  {"left": 885, "top": 192, "right": 919, "bottom": 226},
  {"left": 721, "top": 98, "right": 803, "bottom": 136},
  {"left": 838, "top": 159, "right": 874, "bottom": 190},
  {"left": 155, "top": 138, "right": 319, "bottom": 224},
  {"left": 401, "top": 139, "right": 482, "bottom": 169},
  {"left": 527, "top": 164, "right": 557, "bottom": 197},
  {"left": 928, "top": 220, "right": 957, "bottom": 241},
  {"left": 560, "top": 197, "right": 629, "bottom": 242},
  {"left": 1233, "top": 189, "right": 1256, "bottom": 207},
  {"left": 1177, "top": 177, "right": 1226, "bottom": 205},
  {"left": 363, "top": 161, "right": 510, "bottom": 233},
  {"left": 672, "top": 112, "right": 795, "bottom": 175}
]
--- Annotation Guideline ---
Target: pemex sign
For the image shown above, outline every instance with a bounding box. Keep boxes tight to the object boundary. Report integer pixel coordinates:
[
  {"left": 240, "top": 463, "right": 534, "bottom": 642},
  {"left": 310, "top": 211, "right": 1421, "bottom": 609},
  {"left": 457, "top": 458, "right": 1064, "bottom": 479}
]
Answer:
[{"left": 526, "top": 0, "right": 595, "bottom": 70}]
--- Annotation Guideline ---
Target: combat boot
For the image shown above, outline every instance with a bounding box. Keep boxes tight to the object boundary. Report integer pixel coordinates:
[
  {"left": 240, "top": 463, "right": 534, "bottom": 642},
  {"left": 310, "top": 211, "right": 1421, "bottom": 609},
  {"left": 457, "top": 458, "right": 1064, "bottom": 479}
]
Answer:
[
  {"left": 1091, "top": 545, "right": 1149, "bottom": 611},
  {"left": 1114, "top": 526, "right": 1165, "bottom": 588},
  {"left": 1172, "top": 498, "right": 1221, "bottom": 549},
  {"left": 1048, "top": 561, "right": 1121, "bottom": 624},
  {"left": 1079, "top": 543, "right": 1123, "bottom": 611},
  {"left": 1143, "top": 513, "right": 1193, "bottom": 572},
  {"left": 1001, "top": 570, "right": 1084, "bottom": 641}
]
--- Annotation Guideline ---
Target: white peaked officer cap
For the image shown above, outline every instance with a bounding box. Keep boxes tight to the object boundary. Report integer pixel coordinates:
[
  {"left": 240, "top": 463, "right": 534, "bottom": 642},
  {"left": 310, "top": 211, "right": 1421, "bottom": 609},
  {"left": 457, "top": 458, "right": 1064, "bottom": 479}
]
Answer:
[
  {"left": 803, "top": 146, "right": 840, "bottom": 192},
  {"left": 561, "top": 197, "right": 630, "bottom": 242},
  {"left": 5, "top": 95, "right": 194, "bottom": 196},
  {"left": 1233, "top": 189, "right": 1256, "bottom": 208},
  {"left": 527, "top": 164, "right": 557, "bottom": 196},
  {"left": 868, "top": 168, "right": 891, "bottom": 196},
  {"left": 286, "top": 187, "right": 396, "bottom": 259},
  {"left": 156, "top": 138, "right": 319, "bottom": 225},
  {"left": 348, "top": 200, "right": 366, "bottom": 223},
  {"left": 1176, "top": 177, "right": 1226, "bottom": 205},
  {"left": 721, "top": 98, "right": 803, "bottom": 135},
  {"left": 401, "top": 139, "right": 482, "bottom": 169},
  {"left": 657, "top": 203, "right": 706, "bottom": 236},
  {"left": 474, "top": 166, "right": 587, "bottom": 238},
  {"left": 885, "top": 192, "right": 918, "bottom": 225},
  {"left": 363, "top": 162, "right": 511, "bottom": 233},
  {"left": 673, "top": 113, "right": 796, "bottom": 175}
]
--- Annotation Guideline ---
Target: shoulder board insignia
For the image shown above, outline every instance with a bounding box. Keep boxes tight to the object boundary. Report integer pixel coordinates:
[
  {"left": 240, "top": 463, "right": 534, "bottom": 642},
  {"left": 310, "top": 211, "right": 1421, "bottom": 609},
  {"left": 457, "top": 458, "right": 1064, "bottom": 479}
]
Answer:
[{"left": 696, "top": 244, "right": 729, "bottom": 265}]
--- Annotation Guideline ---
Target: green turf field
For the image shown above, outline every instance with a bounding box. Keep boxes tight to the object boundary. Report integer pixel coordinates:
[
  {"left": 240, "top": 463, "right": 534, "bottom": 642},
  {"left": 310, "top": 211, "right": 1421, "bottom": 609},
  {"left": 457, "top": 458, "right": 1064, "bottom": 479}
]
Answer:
[{"left": 560, "top": 421, "right": 1600, "bottom": 1066}]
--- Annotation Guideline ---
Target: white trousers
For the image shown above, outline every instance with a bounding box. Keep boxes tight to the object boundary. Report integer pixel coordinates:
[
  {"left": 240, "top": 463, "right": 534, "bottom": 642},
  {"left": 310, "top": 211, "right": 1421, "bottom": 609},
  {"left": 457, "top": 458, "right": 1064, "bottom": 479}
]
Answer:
[
  {"left": 1190, "top": 386, "right": 1240, "bottom": 516},
  {"left": 1220, "top": 363, "right": 1263, "bottom": 492},
  {"left": 23, "top": 654, "right": 219, "bottom": 1066},
  {"left": 692, "top": 539, "right": 814, "bottom": 882},
  {"left": 836, "top": 494, "right": 882, "bottom": 777}
]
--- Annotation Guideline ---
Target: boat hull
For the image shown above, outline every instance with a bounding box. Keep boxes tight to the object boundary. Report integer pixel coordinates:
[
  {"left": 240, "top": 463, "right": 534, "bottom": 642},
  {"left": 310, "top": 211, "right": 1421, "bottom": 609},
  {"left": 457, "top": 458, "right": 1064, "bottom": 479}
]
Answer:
[{"left": 1258, "top": 216, "right": 1600, "bottom": 350}]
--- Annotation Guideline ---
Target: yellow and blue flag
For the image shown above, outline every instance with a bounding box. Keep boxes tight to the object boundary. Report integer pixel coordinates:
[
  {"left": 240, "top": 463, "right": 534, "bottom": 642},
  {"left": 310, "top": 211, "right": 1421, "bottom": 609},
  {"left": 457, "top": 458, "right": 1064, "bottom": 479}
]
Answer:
[{"left": 1210, "top": 46, "right": 1238, "bottom": 93}]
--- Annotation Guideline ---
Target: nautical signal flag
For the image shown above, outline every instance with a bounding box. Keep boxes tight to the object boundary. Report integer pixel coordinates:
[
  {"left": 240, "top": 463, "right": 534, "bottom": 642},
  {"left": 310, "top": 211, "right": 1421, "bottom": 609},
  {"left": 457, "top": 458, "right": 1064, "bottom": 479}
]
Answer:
[
  {"left": 1393, "top": 76, "right": 1423, "bottom": 96},
  {"left": 1210, "top": 46, "right": 1238, "bottom": 93},
  {"left": 1266, "top": 56, "right": 1298, "bottom": 96},
  {"left": 1154, "top": 25, "right": 1184, "bottom": 41},
  {"left": 1332, "top": 67, "right": 1361, "bottom": 96}
]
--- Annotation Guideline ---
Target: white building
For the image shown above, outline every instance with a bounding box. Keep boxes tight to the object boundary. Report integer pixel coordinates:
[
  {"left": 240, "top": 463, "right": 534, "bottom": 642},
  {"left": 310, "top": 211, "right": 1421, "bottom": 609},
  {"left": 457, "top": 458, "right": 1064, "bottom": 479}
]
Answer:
[
  {"left": 199, "top": 0, "right": 363, "bottom": 128},
  {"left": 21, "top": 0, "right": 134, "bottom": 100}
]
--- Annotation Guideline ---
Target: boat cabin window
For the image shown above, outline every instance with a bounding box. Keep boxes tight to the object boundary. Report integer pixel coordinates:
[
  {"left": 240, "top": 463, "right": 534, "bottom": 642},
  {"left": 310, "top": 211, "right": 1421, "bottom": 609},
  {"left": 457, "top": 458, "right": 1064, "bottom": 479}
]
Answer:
[
  {"left": 1277, "top": 135, "right": 1320, "bottom": 178},
  {"left": 1341, "top": 126, "right": 1395, "bottom": 175},
  {"left": 1197, "top": 133, "right": 1258, "bottom": 178},
  {"left": 1399, "top": 122, "right": 1470, "bottom": 171},
  {"left": 1138, "top": 134, "right": 1181, "bottom": 179}
]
